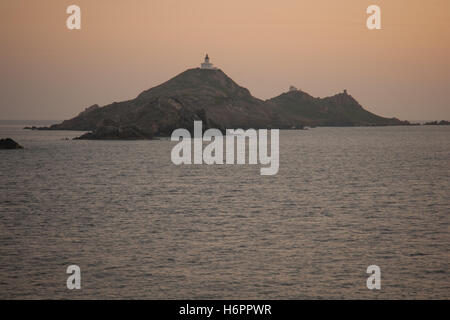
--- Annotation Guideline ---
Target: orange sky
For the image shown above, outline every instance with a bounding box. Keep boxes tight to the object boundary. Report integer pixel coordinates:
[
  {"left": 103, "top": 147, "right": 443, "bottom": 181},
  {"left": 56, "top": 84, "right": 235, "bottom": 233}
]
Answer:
[{"left": 1, "top": 0, "right": 449, "bottom": 120}]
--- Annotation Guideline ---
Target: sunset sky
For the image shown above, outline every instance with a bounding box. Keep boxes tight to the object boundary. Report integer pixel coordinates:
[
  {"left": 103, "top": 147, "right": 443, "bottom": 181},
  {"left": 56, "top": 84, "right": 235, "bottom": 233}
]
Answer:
[{"left": 1, "top": 0, "right": 449, "bottom": 120}]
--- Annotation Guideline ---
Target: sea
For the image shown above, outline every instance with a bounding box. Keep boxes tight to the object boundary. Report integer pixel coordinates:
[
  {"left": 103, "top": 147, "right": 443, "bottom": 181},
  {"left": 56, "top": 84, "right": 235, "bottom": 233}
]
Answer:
[{"left": 0, "top": 121, "right": 449, "bottom": 299}]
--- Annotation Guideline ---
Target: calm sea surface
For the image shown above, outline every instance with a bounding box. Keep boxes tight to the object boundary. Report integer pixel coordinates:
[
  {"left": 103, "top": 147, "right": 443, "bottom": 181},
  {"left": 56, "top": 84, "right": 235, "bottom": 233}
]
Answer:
[{"left": 0, "top": 122, "right": 449, "bottom": 299}]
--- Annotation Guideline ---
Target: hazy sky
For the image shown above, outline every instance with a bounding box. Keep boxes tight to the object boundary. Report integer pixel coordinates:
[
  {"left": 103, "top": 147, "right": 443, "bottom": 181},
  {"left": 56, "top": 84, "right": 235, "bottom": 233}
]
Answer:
[{"left": 1, "top": 0, "right": 449, "bottom": 120}]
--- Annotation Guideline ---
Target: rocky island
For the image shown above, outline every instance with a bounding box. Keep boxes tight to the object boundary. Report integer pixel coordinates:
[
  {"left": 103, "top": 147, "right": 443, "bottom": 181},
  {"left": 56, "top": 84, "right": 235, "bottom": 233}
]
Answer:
[{"left": 35, "top": 63, "right": 409, "bottom": 140}]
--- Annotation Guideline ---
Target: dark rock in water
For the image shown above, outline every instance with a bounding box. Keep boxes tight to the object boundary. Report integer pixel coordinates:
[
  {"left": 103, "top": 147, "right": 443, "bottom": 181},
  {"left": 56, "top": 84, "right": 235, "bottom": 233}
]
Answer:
[
  {"left": 424, "top": 120, "right": 450, "bottom": 125},
  {"left": 24, "top": 125, "right": 58, "bottom": 131},
  {"left": 75, "top": 119, "right": 153, "bottom": 140},
  {"left": 0, "top": 138, "right": 24, "bottom": 149}
]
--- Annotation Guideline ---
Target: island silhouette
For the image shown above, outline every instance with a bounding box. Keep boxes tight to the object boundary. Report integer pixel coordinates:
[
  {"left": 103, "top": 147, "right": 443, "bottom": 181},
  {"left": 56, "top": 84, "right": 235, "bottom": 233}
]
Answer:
[{"left": 35, "top": 67, "right": 409, "bottom": 139}]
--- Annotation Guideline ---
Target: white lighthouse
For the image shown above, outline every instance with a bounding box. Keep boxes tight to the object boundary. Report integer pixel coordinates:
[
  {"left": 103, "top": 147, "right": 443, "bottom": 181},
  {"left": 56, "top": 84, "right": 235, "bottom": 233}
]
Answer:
[{"left": 201, "top": 53, "right": 216, "bottom": 69}]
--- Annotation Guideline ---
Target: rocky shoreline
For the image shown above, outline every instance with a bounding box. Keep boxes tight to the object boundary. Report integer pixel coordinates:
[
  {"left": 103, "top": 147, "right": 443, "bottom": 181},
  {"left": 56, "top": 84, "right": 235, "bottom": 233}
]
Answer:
[{"left": 423, "top": 120, "right": 450, "bottom": 126}]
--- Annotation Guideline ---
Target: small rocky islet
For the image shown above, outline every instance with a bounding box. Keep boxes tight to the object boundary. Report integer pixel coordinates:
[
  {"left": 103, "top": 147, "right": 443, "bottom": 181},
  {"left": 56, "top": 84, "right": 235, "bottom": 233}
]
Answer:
[{"left": 0, "top": 138, "right": 23, "bottom": 149}]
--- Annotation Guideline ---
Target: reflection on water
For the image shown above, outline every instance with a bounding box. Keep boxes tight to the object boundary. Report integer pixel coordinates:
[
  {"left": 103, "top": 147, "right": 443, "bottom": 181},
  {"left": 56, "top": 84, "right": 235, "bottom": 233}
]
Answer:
[{"left": 0, "top": 124, "right": 449, "bottom": 299}]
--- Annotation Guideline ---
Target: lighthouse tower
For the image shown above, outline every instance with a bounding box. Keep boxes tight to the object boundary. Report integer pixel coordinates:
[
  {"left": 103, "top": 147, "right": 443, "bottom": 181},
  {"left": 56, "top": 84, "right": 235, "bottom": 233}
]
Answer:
[{"left": 201, "top": 54, "right": 216, "bottom": 69}]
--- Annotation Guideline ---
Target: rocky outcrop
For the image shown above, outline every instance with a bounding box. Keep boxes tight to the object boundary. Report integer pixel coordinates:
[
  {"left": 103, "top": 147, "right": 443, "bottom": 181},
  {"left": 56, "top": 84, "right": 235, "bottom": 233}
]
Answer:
[
  {"left": 0, "top": 138, "right": 23, "bottom": 149},
  {"left": 75, "top": 119, "right": 153, "bottom": 140},
  {"left": 267, "top": 90, "right": 409, "bottom": 127},
  {"left": 424, "top": 120, "right": 450, "bottom": 125}
]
